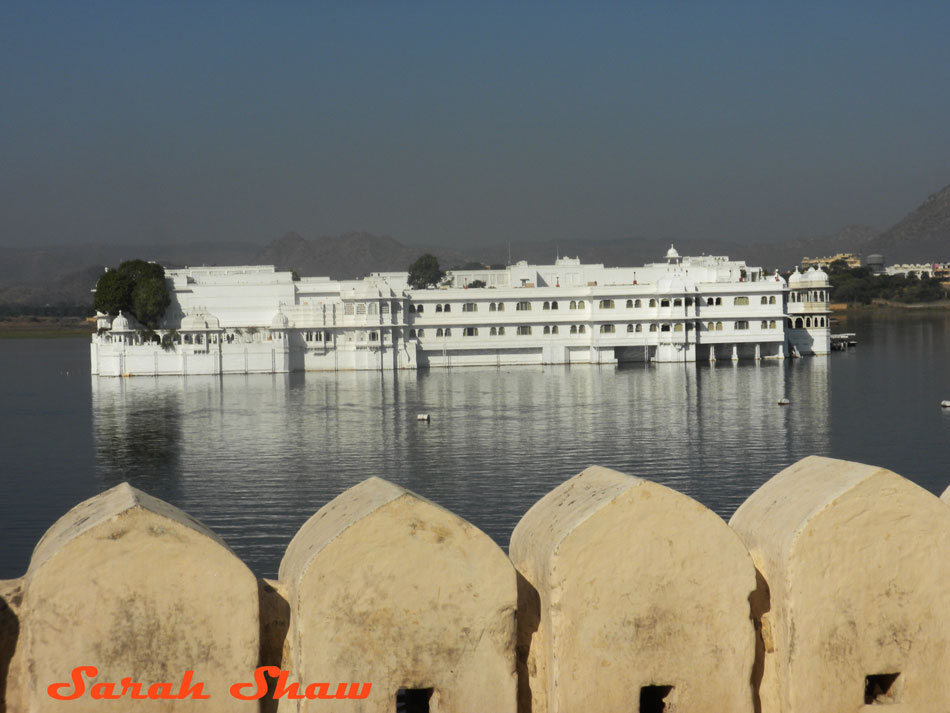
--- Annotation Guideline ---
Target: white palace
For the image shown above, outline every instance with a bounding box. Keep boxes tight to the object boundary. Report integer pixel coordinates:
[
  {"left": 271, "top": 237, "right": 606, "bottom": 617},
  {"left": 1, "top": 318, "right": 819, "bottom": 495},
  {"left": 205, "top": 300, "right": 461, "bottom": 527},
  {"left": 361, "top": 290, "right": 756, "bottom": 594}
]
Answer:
[{"left": 90, "top": 247, "right": 831, "bottom": 376}]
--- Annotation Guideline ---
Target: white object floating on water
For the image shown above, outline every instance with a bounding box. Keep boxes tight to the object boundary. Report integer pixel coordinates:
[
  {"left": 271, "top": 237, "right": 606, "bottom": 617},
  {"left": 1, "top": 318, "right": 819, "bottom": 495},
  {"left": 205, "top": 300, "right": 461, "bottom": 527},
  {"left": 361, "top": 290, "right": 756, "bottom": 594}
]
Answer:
[
  {"left": 777, "top": 398, "right": 790, "bottom": 406},
  {"left": 417, "top": 413, "right": 431, "bottom": 422},
  {"left": 941, "top": 400, "right": 950, "bottom": 408}
]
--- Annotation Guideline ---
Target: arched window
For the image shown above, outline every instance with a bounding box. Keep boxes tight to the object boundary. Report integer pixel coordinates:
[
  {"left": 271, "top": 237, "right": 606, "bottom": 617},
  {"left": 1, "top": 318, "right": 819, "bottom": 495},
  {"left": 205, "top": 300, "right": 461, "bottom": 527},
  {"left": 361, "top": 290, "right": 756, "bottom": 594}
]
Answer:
[
  {"left": 660, "top": 299, "right": 670, "bottom": 307},
  {"left": 673, "top": 298, "right": 682, "bottom": 307},
  {"left": 794, "top": 317, "right": 803, "bottom": 328},
  {"left": 462, "top": 303, "right": 477, "bottom": 312},
  {"left": 649, "top": 324, "right": 657, "bottom": 332},
  {"left": 626, "top": 299, "right": 633, "bottom": 308},
  {"left": 516, "top": 301, "right": 531, "bottom": 311},
  {"left": 577, "top": 300, "right": 585, "bottom": 309},
  {"left": 578, "top": 325, "right": 586, "bottom": 333},
  {"left": 570, "top": 325, "right": 577, "bottom": 334},
  {"left": 761, "top": 296, "right": 768, "bottom": 305},
  {"left": 769, "top": 320, "right": 776, "bottom": 329},
  {"left": 761, "top": 321, "right": 768, "bottom": 329},
  {"left": 635, "top": 324, "right": 642, "bottom": 332},
  {"left": 551, "top": 301, "right": 558, "bottom": 310},
  {"left": 649, "top": 299, "right": 657, "bottom": 307},
  {"left": 715, "top": 297, "right": 722, "bottom": 305},
  {"left": 417, "top": 329, "right": 424, "bottom": 337},
  {"left": 436, "top": 328, "right": 443, "bottom": 337},
  {"left": 661, "top": 324, "right": 670, "bottom": 332},
  {"left": 674, "top": 323, "right": 683, "bottom": 332},
  {"left": 685, "top": 297, "right": 693, "bottom": 306},
  {"left": 408, "top": 304, "right": 416, "bottom": 313},
  {"left": 443, "top": 304, "right": 451, "bottom": 312},
  {"left": 735, "top": 321, "right": 749, "bottom": 330},
  {"left": 600, "top": 324, "right": 615, "bottom": 333},
  {"left": 444, "top": 327, "right": 452, "bottom": 336},
  {"left": 599, "top": 299, "right": 615, "bottom": 309},
  {"left": 490, "top": 303, "right": 497, "bottom": 312},
  {"left": 805, "top": 317, "right": 812, "bottom": 327},
  {"left": 570, "top": 301, "right": 577, "bottom": 309},
  {"left": 769, "top": 296, "right": 776, "bottom": 304},
  {"left": 435, "top": 304, "right": 443, "bottom": 313},
  {"left": 416, "top": 304, "right": 424, "bottom": 313},
  {"left": 707, "top": 298, "right": 715, "bottom": 306},
  {"left": 735, "top": 297, "right": 750, "bottom": 306},
  {"left": 543, "top": 325, "right": 551, "bottom": 334},
  {"left": 463, "top": 327, "right": 477, "bottom": 337},
  {"left": 497, "top": 303, "right": 504, "bottom": 312},
  {"left": 490, "top": 326, "right": 497, "bottom": 336},
  {"left": 409, "top": 329, "right": 416, "bottom": 338},
  {"left": 551, "top": 325, "right": 558, "bottom": 334},
  {"left": 716, "top": 322, "right": 723, "bottom": 331},
  {"left": 498, "top": 326, "right": 505, "bottom": 335},
  {"left": 517, "top": 326, "right": 531, "bottom": 336},
  {"left": 635, "top": 299, "right": 642, "bottom": 308},
  {"left": 543, "top": 301, "right": 550, "bottom": 310},
  {"left": 707, "top": 322, "right": 714, "bottom": 331},
  {"left": 627, "top": 323, "right": 634, "bottom": 333}
]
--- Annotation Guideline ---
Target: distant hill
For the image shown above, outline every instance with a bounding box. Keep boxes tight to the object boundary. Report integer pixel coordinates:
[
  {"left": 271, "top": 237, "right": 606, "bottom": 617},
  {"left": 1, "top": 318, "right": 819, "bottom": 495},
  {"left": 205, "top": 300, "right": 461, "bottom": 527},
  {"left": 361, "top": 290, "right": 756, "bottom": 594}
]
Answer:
[
  {"left": 2, "top": 182, "right": 949, "bottom": 310},
  {"left": 252, "top": 231, "right": 474, "bottom": 279},
  {"left": 865, "top": 184, "right": 950, "bottom": 262}
]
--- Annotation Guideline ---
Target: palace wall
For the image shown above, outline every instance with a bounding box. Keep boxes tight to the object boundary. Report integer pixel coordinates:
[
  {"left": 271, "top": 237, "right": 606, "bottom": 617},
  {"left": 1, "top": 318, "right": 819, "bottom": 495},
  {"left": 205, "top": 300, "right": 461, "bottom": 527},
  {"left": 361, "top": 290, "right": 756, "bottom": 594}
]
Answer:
[{"left": 3, "top": 456, "right": 944, "bottom": 713}]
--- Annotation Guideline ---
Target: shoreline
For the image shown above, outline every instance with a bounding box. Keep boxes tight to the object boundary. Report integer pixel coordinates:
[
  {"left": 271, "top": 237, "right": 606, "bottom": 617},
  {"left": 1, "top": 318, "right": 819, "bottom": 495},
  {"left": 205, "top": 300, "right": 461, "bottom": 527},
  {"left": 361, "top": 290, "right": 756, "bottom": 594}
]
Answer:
[{"left": 0, "top": 317, "right": 95, "bottom": 339}]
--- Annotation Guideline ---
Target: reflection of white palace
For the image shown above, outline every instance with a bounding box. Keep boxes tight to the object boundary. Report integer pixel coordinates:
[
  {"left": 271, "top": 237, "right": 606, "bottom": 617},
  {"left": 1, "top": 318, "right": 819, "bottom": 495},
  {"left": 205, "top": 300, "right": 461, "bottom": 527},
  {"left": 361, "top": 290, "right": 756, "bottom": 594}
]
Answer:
[{"left": 91, "top": 247, "right": 830, "bottom": 376}]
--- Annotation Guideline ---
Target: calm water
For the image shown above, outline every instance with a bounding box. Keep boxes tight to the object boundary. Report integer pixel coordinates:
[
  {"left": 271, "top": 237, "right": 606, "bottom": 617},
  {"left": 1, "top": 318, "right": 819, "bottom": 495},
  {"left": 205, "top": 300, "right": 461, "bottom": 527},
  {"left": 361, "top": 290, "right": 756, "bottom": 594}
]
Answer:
[{"left": 2, "top": 312, "right": 949, "bottom": 579}]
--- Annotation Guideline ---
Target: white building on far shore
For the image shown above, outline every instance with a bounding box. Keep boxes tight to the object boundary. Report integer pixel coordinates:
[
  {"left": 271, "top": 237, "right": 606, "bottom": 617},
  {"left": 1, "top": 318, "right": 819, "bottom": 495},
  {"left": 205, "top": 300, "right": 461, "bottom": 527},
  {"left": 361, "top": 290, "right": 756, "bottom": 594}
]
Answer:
[{"left": 90, "top": 247, "right": 830, "bottom": 376}]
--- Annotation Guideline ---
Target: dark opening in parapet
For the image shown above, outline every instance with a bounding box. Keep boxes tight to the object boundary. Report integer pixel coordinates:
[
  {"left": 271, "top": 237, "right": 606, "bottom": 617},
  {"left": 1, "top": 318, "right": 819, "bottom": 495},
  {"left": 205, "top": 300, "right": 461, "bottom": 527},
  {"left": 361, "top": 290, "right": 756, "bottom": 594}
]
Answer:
[
  {"left": 396, "top": 687, "right": 433, "bottom": 713},
  {"left": 640, "top": 684, "right": 674, "bottom": 712},
  {"left": 865, "top": 673, "right": 901, "bottom": 704}
]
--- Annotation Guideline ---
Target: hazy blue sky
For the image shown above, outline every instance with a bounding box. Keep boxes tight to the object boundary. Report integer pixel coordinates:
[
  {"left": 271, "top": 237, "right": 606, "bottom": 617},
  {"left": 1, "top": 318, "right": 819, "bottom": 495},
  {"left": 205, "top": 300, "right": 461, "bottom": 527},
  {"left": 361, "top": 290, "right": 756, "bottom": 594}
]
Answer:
[{"left": 3, "top": 1, "right": 949, "bottom": 248}]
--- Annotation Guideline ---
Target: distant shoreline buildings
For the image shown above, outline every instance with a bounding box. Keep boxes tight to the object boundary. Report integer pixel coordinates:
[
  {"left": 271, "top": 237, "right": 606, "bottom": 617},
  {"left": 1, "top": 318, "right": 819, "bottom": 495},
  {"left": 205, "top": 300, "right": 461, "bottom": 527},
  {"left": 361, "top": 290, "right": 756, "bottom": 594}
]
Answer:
[{"left": 90, "top": 247, "right": 831, "bottom": 376}]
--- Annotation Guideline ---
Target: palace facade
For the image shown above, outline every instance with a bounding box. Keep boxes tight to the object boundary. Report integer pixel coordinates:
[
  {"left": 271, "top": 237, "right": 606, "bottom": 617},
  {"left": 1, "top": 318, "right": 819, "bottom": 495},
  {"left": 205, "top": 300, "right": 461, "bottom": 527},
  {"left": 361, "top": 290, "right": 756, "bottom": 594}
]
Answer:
[{"left": 90, "top": 247, "right": 831, "bottom": 376}]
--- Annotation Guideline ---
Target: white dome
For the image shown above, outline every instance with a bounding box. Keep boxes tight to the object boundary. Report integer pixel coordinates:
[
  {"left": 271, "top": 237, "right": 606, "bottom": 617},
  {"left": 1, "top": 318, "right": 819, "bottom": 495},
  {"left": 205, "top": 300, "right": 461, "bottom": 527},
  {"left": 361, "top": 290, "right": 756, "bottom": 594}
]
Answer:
[
  {"left": 812, "top": 267, "right": 829, "bottom": 283},
  {"left": 111, "top": 311, "right": 131, "bottom": 331},
  {"left": 665, "top": 244, "right": 680, "bottom": 260},
  {"left": 270, "top": 311, "right": 290, "bottom": 329},
  {"left": 769, "top": 269, "right": 787, "bottom": 285},
  {"left": 788, "top": 268, "right": 805, "bottom": 285},
  {"left": 180, "top": 313, "right": 207, "bottom": 331}
]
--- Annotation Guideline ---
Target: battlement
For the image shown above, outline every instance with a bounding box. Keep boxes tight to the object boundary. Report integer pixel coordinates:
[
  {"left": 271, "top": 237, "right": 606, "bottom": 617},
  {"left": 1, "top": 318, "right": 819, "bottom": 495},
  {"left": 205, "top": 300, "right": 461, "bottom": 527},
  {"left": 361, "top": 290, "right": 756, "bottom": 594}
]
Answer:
[{"left": 3, "top": 456, "right": 947, "bottom": 712}]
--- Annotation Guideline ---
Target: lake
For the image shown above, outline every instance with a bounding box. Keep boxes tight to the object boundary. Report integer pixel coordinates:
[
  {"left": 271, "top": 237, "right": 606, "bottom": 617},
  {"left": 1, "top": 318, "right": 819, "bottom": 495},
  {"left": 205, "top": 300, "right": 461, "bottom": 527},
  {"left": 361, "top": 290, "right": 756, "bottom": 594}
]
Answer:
[{"left": 1, "top": 311, "right": 948, "bottom": 579}]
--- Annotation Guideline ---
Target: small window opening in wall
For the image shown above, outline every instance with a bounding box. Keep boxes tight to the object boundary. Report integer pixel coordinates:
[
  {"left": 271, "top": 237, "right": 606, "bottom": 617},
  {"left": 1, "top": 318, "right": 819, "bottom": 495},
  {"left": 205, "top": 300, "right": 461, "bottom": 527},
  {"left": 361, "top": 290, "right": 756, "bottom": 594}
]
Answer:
[
  {"left": 396, "top": 687, "right": 433, "bottom": 713},
  {"left": 865, "top": 673, "right": 901, "bottom": 704},
  {"left": 640, "top": 684, "right": 674, "bottom": 713}
]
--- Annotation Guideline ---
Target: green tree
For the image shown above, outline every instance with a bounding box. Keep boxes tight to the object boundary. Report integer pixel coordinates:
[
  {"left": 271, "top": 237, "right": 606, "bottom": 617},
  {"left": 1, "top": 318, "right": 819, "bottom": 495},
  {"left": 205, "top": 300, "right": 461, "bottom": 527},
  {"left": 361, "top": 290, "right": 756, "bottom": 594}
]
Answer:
[
  {"left": 467, "top": 279, "right": 487, "bottom": 288},
  {"left": 132, "top": 275, "right": 172, "bottom": 328},
  {"left": 94, "top": 259, "right": 171, "bottom": 327},
  {"left": 93, "top": 270, "right": 134, "bottom": 316},
  {"left": 407, "top": 254, "right": 445, "bottom": 289}
]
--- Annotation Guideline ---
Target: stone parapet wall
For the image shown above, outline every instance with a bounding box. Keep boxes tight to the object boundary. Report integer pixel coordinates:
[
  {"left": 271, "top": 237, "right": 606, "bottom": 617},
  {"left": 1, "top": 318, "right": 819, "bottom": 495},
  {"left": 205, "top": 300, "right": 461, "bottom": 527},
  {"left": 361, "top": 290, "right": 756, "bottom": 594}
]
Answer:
[{"left": 2, "top": 456, "right": 947, "bottom": 712}]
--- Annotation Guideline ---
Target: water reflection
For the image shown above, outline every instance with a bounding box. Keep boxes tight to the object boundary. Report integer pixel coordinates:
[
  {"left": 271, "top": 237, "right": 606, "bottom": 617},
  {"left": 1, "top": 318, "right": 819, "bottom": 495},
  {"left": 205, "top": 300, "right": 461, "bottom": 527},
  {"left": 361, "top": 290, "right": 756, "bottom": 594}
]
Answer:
[{"left": 91, "top": 360, "right": 830, "bottom": 578}]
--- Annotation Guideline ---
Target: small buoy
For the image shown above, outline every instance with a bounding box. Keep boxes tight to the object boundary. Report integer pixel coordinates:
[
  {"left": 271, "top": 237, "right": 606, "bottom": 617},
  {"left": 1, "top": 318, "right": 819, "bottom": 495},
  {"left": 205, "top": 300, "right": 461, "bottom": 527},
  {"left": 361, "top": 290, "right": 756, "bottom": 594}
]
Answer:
[
  {"left": 777, "top": 398, "right": 790, "bottom": 406},
  {"left": 417, "top": 413, "right": 430, "bottom": 421},
  {"left": 941, "top": 401, "right": 950, "bottom": 408}
]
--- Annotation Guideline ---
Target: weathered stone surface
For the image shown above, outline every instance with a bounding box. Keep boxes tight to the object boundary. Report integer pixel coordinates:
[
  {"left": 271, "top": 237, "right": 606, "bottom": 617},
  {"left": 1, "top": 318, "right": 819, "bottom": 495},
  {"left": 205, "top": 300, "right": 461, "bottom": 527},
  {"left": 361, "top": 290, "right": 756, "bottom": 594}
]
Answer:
[
  {"left": 0, "top": 579, "right": 22, "bottom": 713},
  {"left": 730, "top": 456, "right": 950, "bottom": 713},
  {"left": 9, "top": 483, "right": 259, "bottom": 712},
  {"left": 510, "top": 466, "right": 757, "bottom": 713},
  {"left": 278, "top": 477, "right": 517, "bottom": 713}
]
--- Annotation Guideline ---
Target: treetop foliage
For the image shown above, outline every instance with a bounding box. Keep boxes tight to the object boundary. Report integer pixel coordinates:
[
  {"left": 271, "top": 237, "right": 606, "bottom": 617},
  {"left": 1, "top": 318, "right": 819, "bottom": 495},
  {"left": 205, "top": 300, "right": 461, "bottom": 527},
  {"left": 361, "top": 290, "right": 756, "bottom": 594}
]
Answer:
[
  {"left": 830, "top": 267, "right": 947, "bottom": 305},
  {"left": 407, "top": 254, "right": 445, "bottom": 289},
  {"left": 94, "top": 260, "right": 171, "bottom": 328}
]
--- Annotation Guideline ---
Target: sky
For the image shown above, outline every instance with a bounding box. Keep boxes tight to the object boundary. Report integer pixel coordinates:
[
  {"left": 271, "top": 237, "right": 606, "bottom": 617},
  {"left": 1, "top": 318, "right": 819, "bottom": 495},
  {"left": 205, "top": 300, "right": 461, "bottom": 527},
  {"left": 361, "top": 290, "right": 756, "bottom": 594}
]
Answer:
[{"left": 2, "top": 1, "right": 950, "bottom": 249}]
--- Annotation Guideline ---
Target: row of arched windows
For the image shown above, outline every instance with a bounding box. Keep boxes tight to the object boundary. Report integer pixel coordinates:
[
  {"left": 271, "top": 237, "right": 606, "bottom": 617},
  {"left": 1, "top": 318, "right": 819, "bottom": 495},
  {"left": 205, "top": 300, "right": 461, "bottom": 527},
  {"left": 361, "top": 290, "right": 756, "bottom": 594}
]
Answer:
[
  {"left": 789, "top": 291, "right": 828, "bottom": 302},
  {"left": 791, "top": 316, "right": 828, "bottom": 328}
]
